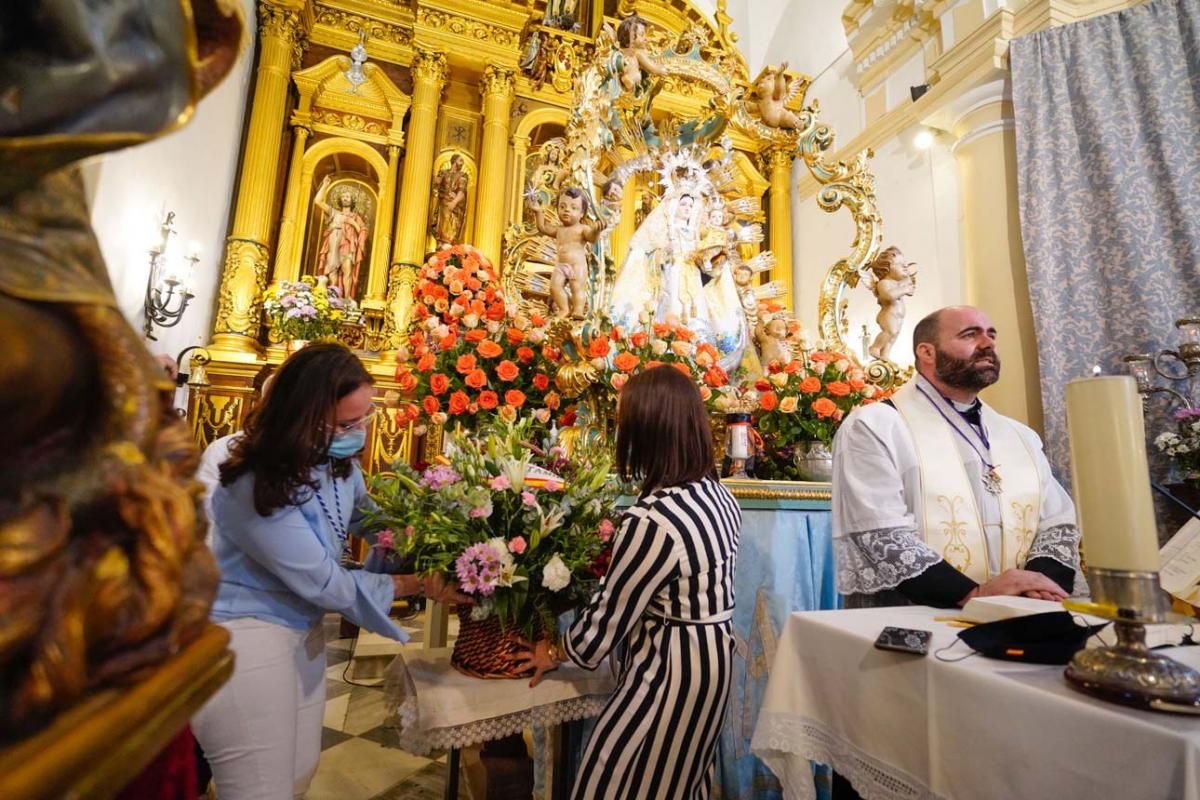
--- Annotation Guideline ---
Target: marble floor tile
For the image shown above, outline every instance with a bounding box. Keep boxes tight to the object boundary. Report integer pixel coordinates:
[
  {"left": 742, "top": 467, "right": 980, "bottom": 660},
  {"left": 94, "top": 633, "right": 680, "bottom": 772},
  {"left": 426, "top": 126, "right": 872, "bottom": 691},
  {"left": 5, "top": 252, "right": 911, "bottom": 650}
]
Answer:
[
  {"left": 305, "top": 737, "right": 433, "bottom": 800},
  {"left": 322, "top": 691, "right": 350, "bottom": 731},
  {"left": 326, "top": 678, "right": 353, "bottom": 700},
  {"left": 320, "top": 726, "right": 353, "bottom": 752},
  {"left": 366, "top": 761, "right": 449, "bottom": 800},
  {"left": 341, "top": 685, "right": 389, "bottom": 736}
]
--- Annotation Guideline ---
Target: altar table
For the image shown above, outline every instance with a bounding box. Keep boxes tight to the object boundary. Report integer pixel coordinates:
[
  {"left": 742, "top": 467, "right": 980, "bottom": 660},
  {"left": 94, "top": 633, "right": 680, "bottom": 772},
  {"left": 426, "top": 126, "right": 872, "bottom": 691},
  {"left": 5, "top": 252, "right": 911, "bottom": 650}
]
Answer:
[{"left": 751, "top": 606, "right": 1200, "bottom": 800}]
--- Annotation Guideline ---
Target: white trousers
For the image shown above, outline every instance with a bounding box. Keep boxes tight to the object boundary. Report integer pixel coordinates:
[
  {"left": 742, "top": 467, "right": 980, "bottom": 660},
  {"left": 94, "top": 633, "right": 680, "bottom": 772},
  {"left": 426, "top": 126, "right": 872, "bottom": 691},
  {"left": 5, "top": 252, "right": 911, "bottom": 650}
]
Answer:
[{"left": 193, "top": 618, "right": 327, "bottom": 799}]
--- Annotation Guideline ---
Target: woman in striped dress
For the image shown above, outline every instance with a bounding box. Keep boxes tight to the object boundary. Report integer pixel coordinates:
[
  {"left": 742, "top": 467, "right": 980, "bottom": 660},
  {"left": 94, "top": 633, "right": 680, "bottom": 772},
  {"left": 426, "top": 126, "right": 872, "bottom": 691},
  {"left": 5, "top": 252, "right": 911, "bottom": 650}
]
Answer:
[{"left": 514, "top": 365, "right": 742, "bottom": 799}]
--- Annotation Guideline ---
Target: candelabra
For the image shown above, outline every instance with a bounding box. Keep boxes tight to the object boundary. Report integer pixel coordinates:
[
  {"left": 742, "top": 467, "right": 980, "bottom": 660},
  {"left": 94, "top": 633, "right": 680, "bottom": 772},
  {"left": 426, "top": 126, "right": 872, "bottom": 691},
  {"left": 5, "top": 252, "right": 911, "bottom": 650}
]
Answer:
[
  {"left": 143, "top": 212, "right": 198, "bottom": 341},
  {"left": 1122, "top": 316, "right": 1200, "bottom": 410}
]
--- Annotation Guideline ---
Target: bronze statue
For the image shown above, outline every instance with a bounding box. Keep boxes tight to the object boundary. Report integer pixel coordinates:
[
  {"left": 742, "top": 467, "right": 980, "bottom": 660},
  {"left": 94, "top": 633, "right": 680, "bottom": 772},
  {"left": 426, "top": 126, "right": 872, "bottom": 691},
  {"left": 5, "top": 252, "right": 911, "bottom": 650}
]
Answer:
[
  {"left": 0, "top": 0, "right": 243, "bottom": 736},
  {"left": 429, "top": 153, "right": 469, "bottom": 248}
]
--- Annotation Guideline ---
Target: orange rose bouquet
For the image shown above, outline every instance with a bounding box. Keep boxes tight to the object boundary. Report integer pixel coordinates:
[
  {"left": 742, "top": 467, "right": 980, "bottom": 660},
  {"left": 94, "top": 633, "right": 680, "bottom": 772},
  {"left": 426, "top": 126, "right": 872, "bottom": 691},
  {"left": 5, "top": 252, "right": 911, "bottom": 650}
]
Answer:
[
  {"left": 752, "top": 350, "right": 891, "bottom": 451},
  {"left": 394, "top": 245, "right": 562, "bottom": 432}
]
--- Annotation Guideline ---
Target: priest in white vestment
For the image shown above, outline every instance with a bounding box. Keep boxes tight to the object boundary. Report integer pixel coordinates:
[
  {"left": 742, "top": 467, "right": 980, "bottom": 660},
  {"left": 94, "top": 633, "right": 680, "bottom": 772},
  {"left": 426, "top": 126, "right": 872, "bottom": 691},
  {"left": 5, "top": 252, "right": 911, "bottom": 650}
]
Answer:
[{"left": 833, "top": 306, "right": 1081, "bottom": 608}]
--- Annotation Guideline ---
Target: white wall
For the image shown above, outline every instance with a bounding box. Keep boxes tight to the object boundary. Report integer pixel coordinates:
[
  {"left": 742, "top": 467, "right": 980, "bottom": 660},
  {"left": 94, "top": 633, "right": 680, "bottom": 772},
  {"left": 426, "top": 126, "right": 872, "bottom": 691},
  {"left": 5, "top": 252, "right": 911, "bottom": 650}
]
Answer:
[{"left": 88, "top": 0, "right": 257, "bottom": 367}]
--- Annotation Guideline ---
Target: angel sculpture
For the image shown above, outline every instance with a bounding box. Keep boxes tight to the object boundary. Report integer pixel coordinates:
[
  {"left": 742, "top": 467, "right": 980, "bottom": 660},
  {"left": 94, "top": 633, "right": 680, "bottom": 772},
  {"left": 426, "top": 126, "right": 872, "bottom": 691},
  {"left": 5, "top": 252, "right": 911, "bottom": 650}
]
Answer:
[
  {"left": 864, "top": 246, "right": 918, "bottom": 361},
  {"left": 749, "top": 62, "right": 804, "bottom": 131}
]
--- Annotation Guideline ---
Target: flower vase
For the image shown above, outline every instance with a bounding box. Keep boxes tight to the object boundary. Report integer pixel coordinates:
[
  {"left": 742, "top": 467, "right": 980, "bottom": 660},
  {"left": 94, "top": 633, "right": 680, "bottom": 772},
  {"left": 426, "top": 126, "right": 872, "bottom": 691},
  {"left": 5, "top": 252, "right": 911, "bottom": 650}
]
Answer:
[
  {"left": 793, "top": 441, "right": 834, "bottom": 482},
  {"left": 286, "top": 338, "right": 309, "bottom": 357},
  {"left": 450, "top": 606, "right": 545, "bottom": 679}
]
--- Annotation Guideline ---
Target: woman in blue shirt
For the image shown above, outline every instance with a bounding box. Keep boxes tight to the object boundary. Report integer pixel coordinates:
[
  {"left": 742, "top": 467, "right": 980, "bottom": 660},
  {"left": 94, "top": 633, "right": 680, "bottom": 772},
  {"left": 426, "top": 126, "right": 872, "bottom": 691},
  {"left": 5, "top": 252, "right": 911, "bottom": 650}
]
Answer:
[{"left": 192, "top": 343, "right": 462, "bottom": 799}]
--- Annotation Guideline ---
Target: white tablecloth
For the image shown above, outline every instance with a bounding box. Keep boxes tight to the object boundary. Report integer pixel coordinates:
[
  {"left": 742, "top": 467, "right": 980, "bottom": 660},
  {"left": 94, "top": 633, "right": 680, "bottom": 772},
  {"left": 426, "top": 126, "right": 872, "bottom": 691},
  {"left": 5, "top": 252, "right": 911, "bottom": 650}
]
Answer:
[
  {"left": 384, "top": 648, "right": 615, "bottom": 755},
  {"left": 750, "top": 606, "right": 1200, "bottom": 800}
]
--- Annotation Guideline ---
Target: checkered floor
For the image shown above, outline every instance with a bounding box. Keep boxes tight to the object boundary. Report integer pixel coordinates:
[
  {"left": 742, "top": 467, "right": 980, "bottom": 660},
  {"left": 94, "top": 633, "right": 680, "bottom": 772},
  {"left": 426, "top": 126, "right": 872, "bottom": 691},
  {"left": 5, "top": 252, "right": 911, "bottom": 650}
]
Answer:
[{"left": 305, "top": 612, "right": 464, "bottom": 800}]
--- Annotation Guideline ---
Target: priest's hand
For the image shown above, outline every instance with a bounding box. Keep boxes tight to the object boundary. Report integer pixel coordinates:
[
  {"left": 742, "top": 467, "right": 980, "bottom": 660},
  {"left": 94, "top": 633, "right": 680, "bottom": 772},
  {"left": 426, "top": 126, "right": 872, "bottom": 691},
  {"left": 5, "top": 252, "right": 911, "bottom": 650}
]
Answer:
[
  {"left": 974, "top": 569, "right": 1068, "bottom": 602},
  {"left": 509, "top": 638, "right": 561, "bottom": 688}
]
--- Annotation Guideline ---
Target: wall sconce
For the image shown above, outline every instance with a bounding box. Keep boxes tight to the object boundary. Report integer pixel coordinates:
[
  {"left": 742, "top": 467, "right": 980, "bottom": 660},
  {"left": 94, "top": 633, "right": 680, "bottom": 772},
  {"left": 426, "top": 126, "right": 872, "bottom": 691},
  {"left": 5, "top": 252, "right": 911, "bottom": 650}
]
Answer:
[
  {"left": 1122, "top": 316, "right": 1200, "bottom": 410},
  {"left": 143, "top": 211, "right": 198, "bottom": 341}
]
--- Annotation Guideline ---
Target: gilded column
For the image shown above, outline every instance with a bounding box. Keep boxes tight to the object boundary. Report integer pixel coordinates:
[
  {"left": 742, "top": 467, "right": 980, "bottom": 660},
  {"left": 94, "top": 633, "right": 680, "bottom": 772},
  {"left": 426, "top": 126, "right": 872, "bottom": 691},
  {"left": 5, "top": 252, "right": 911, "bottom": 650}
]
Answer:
[
  {"left": 392, "top": 48, "right": 448, "bottom": 267},
  {"left": 509, "top": 134, "right": 530, "bottom": 227},
  {"left": 612, "top": 174, "right": 640, "bottom": 264},
  {"left": 272, "top": 122, "right": 311, "bottom": 284},
  {"left": 763, "top": 146, "right": 796, "bottom": 310},
  {"left": 211, "top": 1, "right": 306, "bottom": 354},
  {"left": 368, "top": 145, "right": 402, "bottom": 302},
  {"left": 950, "top": 89, "right": 1043, "bottom": 431},
  {"left": 475, "top": 66, "right": 516, "bottom": 267}
]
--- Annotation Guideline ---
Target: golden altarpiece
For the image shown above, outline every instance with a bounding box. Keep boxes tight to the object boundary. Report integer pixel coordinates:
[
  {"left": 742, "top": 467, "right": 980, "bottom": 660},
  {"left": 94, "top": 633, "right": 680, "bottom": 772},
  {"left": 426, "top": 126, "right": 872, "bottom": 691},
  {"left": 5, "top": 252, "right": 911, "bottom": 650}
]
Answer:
[{"left": 190, "top": 0, "right": 896, "bottom": 476}]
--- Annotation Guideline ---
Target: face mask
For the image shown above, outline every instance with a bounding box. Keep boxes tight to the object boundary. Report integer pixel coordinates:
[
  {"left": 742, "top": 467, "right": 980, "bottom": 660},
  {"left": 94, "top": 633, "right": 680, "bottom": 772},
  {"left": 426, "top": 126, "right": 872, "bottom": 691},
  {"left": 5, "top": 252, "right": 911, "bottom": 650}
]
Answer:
[{"left": 327, "top": 428, "right": 366, "bottom": 459}]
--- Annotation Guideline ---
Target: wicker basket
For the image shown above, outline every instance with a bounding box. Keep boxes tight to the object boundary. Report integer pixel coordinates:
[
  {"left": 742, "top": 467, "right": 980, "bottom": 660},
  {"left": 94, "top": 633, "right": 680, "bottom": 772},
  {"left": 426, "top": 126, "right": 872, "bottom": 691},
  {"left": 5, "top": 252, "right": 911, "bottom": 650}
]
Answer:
[{"left": 450, "top": 606, "right": 544, "bottom": 679}]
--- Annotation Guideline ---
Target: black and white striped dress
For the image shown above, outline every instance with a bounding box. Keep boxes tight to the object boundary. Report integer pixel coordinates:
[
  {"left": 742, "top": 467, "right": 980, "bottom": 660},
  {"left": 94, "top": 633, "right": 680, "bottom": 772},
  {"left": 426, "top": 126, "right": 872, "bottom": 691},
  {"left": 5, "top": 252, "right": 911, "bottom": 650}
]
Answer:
[{"left": 563, "top": 476, "right": 741, "bottom": 800}]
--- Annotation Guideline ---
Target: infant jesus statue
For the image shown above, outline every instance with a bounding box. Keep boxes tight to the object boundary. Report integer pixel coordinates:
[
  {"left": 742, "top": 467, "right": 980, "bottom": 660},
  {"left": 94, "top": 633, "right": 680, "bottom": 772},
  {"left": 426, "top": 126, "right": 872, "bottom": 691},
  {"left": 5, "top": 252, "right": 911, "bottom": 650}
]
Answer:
[{"left": 531, "top": 186, "right": 606, "bottom": 319}]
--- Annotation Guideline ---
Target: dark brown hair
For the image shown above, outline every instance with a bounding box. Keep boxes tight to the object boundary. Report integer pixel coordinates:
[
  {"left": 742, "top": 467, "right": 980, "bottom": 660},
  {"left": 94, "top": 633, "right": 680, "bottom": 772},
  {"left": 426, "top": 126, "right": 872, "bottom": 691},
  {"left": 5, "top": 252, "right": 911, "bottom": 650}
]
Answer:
[
  {"left": 559, "top": 185, "right": 590, "bottom": 215},
  {"left": 220, "top": 342, "right": 373, "bottom": 516},
  {"left": 912, "top": 307, "right": 946, "bottom": 358},
  {"left": 617, "top": 14, "right": 647, "bottom": 48},
  {"left": 616, "top": 365, "right": 716, "bottom": 494}
]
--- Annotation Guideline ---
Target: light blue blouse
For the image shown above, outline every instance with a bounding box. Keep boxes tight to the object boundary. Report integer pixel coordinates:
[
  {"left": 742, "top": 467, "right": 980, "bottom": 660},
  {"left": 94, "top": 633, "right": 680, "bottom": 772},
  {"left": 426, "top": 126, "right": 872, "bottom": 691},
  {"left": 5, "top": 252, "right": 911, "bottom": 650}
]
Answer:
[{"left": 209, "top": 462, "right": 407, "bottom": 642}]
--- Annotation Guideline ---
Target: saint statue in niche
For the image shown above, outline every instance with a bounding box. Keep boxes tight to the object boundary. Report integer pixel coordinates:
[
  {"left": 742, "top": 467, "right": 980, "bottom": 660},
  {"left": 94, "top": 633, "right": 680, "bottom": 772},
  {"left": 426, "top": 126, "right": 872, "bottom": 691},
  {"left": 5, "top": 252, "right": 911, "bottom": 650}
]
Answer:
[
  {"left": 315, "top": 175, "right": 369, "bottom": 299},
  {"left": 429, "top": 153, "right": 469, "bottom": 247}
]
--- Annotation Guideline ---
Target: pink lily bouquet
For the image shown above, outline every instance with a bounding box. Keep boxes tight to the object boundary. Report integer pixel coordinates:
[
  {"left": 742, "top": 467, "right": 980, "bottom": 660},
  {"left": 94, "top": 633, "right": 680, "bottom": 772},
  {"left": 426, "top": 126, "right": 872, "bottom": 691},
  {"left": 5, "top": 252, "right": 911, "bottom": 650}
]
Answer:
[{"left": 368, "top": 418, "right": 619, "bottom": 638}]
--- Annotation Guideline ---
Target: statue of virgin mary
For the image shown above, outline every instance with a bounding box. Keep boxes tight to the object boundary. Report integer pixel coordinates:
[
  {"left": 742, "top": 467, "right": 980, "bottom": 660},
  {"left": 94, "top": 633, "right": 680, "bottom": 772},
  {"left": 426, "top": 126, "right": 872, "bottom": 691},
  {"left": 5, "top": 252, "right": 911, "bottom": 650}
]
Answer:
[{"left": 607, "top": 188, "right": 746, "bottom": 372}]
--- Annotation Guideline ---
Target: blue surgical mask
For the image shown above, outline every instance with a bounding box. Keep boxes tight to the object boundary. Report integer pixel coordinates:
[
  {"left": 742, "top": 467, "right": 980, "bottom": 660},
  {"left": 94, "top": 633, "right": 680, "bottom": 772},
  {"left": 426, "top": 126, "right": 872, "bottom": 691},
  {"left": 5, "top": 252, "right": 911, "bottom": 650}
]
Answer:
[{"left": 327, "top": 428, "right": 366, "bottom": 459}]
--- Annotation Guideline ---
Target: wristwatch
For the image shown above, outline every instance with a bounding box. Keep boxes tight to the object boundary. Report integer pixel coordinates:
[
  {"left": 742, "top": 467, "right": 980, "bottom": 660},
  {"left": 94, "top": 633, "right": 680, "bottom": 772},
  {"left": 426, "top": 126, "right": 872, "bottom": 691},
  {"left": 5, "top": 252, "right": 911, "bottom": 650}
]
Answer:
[{"left": 546, "top": 641, "right": 563, "bottom": 666}]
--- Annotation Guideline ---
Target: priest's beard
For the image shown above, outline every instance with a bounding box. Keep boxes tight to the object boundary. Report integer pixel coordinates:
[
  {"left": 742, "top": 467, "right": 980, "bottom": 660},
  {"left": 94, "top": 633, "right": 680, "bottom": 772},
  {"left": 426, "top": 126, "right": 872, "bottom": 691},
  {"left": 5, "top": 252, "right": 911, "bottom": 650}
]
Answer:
[{"left": 935, "top": 348, "right": 1000, "bottom": 392}]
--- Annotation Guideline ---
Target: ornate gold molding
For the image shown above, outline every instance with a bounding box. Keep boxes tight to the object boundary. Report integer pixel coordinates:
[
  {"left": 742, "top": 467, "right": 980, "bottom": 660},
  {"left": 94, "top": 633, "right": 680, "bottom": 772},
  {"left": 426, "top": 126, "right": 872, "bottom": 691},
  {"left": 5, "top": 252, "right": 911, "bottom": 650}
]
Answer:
[
  {"left": 417, "top": 7, "right": 518, "bottom": 49},
  {"left": 258, "top": 3, "right": 302, "bottom": 41},
  {"left": 724, "top": 478, "right": 832, "bottom": 502},
  {"left": 213, "top": 238, "right": 270, "bottom": 341},
  {"left": 480, "top": 65, "right": 515, "bottom": 98},
  {"left": 411, "top": 47, "right": 449, "bottom": 87},
  {"left": 758, "top": 145, "right": 795, "bottom": 176},
  {"left": 313, "top": 7, "right": 413, "bottom": 47},
  {"left": 384, "top": 261, "right": 419, "bottom": 349},
  {"left": 310, "top": 108, "right": 388, "bottom": 137}
]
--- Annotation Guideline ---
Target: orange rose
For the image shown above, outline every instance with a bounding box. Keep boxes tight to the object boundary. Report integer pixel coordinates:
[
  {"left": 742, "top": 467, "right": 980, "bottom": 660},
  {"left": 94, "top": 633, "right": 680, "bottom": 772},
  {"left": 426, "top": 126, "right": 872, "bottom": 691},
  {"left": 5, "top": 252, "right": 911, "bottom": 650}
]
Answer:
[
  {"left": 507, "top": 328, "right": 526, "bottom": 345},
  {"left": 496, "top": 360, "right": 520, "bottom": 382},
  {"left": 630, "top": 331, "right": 649, "bottom": 348},
  {"left": 542, "top": 345, "right": 561, "bottom": 361},
  {"left": 754, "top": 379, "right": 771, "bottom": 392},
  {"left": 812, "top": 397, "right": 838, "bottom": 418},
  {"left": 652, "top": 323, "right": 671, "bottom": 337},
  {"left": 517, "top": 346, "right": 535, "bottom": 363},
  {"left": 809, "top": 351, "right": 832, "bottom": 363},
  {"left": 465, "top": 329, "right": 488, "bottom": 343},
  {"left": 465, "top": 368, "right": 488, "bottom": 390},
  {"left": 533, "top": 373, "right": 550, "bottom": 391},
  {"left": 613, "top": 352, "right": 640, "bottom": 373},
  {"left": 466, "top": 277, "right": 482, "bottom": 291},
  {"left": 826, "top": 381, "right": 851, "bottom": 397},
  {"left": 588, "top": 337, "right": 611, "bottom": 359},
  {"left": 544, "top": 391, "right": 561, "bottom": 410},
  {"left": 767, "top": 360, "right": 784, "bottom": 374},
  {"left": 784, "top": 360, "right": 804, "bottom": 375},
  {"left": 416, "top": 353, "right": 437, "bottom": 373},
  {"left": 799, "top": 376, "right": 822, "bottom": 394},
  {"left": 422, "top": 395, "right": 441, "bottom": 415},
  {"left": 448, "top": 391, "right": 470, "bottom": 415},
  {"left": 674, "top": 326, "right": 696, "bottom": 342},
  {"left": 485, "top": 302, "right": 506, "bottom": 321},
  {"left": 703, "top": 366, "right": 729, "bottom": 388},
  {"left": 429, "top": 373, "right": 450, "bottom": 395},
  {"left": 530, "top": 313, "right": 546, "bottom": 327},
  {"left": 396, "top": 370, "right": 418, "bottom": 394},
  {"left": 477, "top": 340, "right": 503, "bottom": 359},
  {"left": 758, "top": 391, "right": 779, "bottom": 412},
  {"left": 504, "top": 389, "right": 526, "bottom": 408},
  {"left": 455, "top": 354, "right": 477, "bottom": 374},
  {"left": 849, "top": 378, "right": 866, "bottom": 392},
  {"left": 478, "top": 390, "right": 499, "bottom": 410}
]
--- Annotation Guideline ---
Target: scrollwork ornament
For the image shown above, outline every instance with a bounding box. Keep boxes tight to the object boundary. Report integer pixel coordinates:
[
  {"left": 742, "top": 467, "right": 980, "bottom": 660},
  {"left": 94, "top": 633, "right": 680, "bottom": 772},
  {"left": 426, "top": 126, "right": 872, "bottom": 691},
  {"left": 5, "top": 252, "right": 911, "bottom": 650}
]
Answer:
[
  {"left": 314, "top": 10, "right": 412, "bottom": 47},
  {"left": 213, "top": 238, "right": 270, "bottom": 339},
  {"left": 257, "top": 3, "right": 301, "bottom": 43},
  {"left": 481, "top": 66, "right": 516, "bottom": 99},
  {"left": 411, "top": 48, "right": 449, "bottom": 88}
]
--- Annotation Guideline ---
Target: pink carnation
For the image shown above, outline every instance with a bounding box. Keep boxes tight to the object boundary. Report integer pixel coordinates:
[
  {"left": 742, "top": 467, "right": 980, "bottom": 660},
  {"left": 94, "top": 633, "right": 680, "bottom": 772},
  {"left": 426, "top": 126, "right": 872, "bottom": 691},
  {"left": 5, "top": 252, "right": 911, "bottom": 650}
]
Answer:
[
  {"left": 508, "top": 536, "right": 527, "bottom": 554},
  {"left": 598, "top": 519, "right": 615, "bottom": 542},
  {"left": 489, "top": 474, "right": 511, "bottom": 490},
  {"left": 376, "top": 529, "right": 396, "bottom": 549}
]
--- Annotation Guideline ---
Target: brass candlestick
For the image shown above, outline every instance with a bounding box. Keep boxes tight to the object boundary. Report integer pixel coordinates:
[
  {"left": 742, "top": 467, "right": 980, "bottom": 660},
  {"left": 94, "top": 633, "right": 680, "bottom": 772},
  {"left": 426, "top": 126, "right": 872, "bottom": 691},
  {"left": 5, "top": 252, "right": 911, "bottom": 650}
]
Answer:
[{"left": 1064, "top": 568, "right": 1200, "bottom": 714}]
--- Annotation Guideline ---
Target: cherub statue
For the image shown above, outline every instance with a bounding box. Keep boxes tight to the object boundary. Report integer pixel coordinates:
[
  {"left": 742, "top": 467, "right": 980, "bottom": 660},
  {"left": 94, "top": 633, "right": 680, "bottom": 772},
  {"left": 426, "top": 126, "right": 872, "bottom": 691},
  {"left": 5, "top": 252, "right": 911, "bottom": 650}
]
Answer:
[
  {"left": 865, "top": 246, "right": 917, "bottom": 361},
  {"left": 615, "top": 15, "right": 665, "bottom": 94},
  {"left": 755, "top": 314, "right": 793, "bottom": 367},
  {"left": 530, "top": 186, "right": 605, "bottom": 319},
  {"left": 749, "top": 62, "right": 803, "bottom": 131}
]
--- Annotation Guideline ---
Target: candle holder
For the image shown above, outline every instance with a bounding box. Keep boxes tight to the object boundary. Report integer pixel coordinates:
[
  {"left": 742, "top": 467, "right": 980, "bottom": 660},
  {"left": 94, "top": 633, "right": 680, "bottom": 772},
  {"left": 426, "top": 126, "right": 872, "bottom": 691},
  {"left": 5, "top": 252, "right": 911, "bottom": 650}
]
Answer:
[{"left": 1064, "top": 569, "right": 1200, "bottom": 714}]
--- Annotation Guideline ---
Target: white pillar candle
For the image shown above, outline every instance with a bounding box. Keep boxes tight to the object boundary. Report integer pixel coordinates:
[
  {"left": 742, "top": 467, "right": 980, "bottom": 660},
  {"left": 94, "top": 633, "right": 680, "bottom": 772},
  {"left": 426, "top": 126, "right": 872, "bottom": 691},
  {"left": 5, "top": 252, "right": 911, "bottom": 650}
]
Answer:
[{"left": 1064, "top": 375, "right": 1160, "bottom": 572}]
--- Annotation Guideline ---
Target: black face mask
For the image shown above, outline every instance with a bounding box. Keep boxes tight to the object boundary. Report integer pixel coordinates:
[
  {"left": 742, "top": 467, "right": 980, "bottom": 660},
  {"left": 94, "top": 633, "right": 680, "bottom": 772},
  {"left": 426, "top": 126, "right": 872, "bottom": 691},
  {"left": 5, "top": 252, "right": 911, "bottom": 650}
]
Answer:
[{"left": 956, "top": 612, "right": 1109, "bottom": 665}]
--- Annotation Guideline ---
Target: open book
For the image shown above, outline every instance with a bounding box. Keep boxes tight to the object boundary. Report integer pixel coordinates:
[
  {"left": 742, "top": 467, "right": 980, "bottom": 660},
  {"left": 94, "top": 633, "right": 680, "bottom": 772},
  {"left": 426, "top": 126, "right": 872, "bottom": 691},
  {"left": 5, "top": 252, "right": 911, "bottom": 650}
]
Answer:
[{"left": 1160, "top": 517, "right": 1200, "bottom": 607}]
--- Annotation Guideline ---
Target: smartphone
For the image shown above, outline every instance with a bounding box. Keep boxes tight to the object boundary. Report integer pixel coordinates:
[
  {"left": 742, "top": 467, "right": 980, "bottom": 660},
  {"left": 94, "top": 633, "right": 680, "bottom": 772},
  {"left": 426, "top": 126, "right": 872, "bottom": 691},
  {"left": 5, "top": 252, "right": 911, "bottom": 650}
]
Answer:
[{"left": 873, "top": 626, "right": 932, "bottom": 656}]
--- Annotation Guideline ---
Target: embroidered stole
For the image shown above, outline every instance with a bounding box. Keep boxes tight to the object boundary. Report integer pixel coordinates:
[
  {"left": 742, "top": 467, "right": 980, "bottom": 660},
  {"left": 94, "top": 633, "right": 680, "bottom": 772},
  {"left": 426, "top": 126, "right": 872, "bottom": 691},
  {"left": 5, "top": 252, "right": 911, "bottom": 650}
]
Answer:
[{"left": 891, "top": 382, "right": 1042, "bottom": 583}]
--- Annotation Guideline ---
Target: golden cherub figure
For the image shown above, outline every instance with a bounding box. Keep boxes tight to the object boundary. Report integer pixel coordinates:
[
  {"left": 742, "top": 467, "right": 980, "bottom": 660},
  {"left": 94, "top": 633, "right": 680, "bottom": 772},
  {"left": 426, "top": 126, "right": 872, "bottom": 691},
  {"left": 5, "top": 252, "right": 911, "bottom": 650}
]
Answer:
[
  {"left": 615, "top": 14, "right": 665, "bottom": 94},
  {"left": 749, "top": 62, "right": 804, "bottom": 131},
  {"left": 530, "top": 186, "right": 605, "bottom": 319}
]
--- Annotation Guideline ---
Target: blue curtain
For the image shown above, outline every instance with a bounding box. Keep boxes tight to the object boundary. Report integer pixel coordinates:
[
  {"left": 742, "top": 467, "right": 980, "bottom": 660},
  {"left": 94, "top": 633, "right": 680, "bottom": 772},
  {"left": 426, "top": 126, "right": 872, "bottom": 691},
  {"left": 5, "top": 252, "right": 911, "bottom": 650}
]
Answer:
[{"left": 1011, "top": 0, "right": 1200, "bottom": 487}]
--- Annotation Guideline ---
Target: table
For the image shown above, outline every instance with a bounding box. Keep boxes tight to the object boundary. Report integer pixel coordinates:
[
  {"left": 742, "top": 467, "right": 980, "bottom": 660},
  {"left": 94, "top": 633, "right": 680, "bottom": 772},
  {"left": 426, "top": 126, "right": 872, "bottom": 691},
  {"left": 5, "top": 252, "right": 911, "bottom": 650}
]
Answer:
[
  {"left": 751, "top": 606, "right": 1200, "bottom": 800},
  {"left": 384, "top": 648, "right": 615, "bottom": 799}
]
